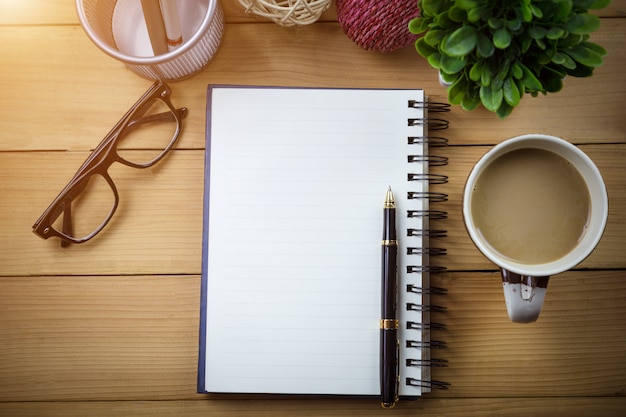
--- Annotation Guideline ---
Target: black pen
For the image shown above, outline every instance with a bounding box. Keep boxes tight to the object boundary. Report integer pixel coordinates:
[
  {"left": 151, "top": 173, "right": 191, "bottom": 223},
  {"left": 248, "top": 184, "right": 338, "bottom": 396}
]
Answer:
[{"left": 380, "top": 187, "right": 399, "bottom": 408}]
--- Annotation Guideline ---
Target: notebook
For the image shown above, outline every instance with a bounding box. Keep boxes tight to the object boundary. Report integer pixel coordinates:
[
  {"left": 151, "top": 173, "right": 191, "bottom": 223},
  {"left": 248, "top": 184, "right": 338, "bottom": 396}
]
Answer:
[{"left": 198, "top": 85, "right": 449, "bottom": 400}]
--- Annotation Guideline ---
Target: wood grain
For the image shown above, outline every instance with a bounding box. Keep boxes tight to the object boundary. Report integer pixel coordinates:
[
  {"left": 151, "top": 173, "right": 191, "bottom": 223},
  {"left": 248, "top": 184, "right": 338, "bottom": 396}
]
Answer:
[
  {"left": 0, "top": 272, "right": 624, "bottom": 402},
  {"left": 1, "top": 21, "right": 625, "bottom": 152},
  {"left": 2, "top": 143, "right": 624, "bottom": 276},
  {"left": 0, "top": 151, "right": 204, "bottom": 276},
  {"left": 1, "top": 0, "right": 624, "bottom": 25},
  {"left": 1, "top": 2, "right": 625, "bottom": 416},
  {"left": 1, "top": 398, "right": 626, "bottom": 417}
]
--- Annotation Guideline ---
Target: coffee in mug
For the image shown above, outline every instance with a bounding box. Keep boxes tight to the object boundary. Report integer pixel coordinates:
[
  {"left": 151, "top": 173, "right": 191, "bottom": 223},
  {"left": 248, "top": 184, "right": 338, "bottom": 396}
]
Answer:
[
  {"left": 471, "top": 147, "right": 591, "bottom": 265},
  {"left": 463, "top": 134, "right": 608, "bottom": 323}
]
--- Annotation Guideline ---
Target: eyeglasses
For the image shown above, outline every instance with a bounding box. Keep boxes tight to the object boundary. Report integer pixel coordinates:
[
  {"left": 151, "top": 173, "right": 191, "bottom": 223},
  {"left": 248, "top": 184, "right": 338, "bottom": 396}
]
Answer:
[{"left": 33, "top": 81, "right": 187, "bottom": 247}]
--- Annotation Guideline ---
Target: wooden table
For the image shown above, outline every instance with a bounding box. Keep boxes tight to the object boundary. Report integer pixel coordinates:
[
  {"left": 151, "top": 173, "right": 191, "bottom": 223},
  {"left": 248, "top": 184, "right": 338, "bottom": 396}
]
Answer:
[{"left": 1, "top": 1, "right": 625, "bottom": 415}]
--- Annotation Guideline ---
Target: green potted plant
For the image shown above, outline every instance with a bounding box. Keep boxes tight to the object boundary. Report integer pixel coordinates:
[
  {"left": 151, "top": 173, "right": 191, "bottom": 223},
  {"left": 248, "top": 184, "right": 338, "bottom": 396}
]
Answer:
[{"left": 409, "top": 0, "right": 610, "bottom": 119}]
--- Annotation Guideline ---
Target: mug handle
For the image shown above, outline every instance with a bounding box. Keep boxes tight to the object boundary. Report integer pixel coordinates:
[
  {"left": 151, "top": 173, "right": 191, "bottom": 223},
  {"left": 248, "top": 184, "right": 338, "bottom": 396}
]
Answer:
[{"left": 500, "top": 270, "right": 550, "bottom": 323}]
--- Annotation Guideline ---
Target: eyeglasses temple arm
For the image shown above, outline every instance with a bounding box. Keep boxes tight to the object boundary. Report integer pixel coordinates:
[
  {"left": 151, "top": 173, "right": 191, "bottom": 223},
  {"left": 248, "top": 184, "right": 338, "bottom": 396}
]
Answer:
[
  {"left": 76, "top": 107, "right": 187, "bottom": 174},
  {"left": 62, "top": 107, "right": 187, "bottom": 194},
  {"left": 126, "top": 107, "right": 188, "bottom": 130},
  {"left": 60, "top": 204, "right": 73, "bottom": 248},
  {"left": 65, "top": 82, "right": 172, "bottom": 181}
]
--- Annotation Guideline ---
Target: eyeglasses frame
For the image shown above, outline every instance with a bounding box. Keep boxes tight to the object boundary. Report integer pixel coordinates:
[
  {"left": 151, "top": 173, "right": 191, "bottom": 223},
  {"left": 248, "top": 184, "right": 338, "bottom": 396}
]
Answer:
[{"left": 32, "top": 80, "right": 187, "bottom": 246}]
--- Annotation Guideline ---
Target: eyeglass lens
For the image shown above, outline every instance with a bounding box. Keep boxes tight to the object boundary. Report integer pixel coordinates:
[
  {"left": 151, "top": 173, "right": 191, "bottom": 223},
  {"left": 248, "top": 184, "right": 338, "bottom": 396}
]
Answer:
[
  {"left": 51, "top": 173, "right": 117, "bottom": 243},
  {"left": 117, "top": 97, "right": 179, "bottom": 166}
]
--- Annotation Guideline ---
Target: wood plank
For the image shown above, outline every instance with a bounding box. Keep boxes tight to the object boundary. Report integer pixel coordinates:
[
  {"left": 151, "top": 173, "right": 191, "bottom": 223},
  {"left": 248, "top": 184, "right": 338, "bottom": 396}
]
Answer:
[
  {"left": 0, "top": 0, "right": 339, "bottom": 25},
  {"left": 0, "top": 272, "right": 624, "bottom": 402},
  {"left": 0, "top": 151, "right": 204, "bottom": 277},
  {"left": 2, "top": 143, "right": 625, "bottom": 276},
  {"left": 1, "top": 0, "right": 623, "bottom": 25},
  {"left": 430, "top": 271, "right": 626, "bottom": 398},
  {"left": 1, "top": 397, "right": 626, "bottom": 417},
  {"left": 0, "top": 275, "right": 200, "bottom": 402},
  {"left": 2, "top": 2, "right": 625, "bottom": 415},
  {"left": 0, "top": 0, "right": 76, "bottom": 25},
  {"left": 1, "top": 20, "right": 625, "bottom": 152}
]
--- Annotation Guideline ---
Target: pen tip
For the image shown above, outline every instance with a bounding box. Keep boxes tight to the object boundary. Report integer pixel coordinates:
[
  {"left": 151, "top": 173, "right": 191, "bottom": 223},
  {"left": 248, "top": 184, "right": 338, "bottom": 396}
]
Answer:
[{"left": 384, "top": 187, "right": 395, "bottom": 208}]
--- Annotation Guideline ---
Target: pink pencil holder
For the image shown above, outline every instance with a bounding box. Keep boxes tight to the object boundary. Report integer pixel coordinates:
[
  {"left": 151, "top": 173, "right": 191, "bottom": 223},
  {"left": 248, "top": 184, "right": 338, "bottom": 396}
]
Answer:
[{"left": 76, "top": 0, "right": 224, "bottom": 81}]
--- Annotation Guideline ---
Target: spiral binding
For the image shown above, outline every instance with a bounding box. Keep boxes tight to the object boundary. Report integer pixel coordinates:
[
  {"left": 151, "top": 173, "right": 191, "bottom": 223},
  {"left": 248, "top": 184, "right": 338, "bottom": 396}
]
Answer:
[
  {"left": 408, "top": 155, "right": 449, "bottom": 166},
  {"left": 406, "top": 247, "right": 447, "bottom": 256},
  {"left": 407, "top": 321, "right": 447, "bottom": 331},
  {"left": 406, "top": 378, "right": 451, "bottom": 390},
  {"left": 406, "top": 284, "right": 448, "bottom": 295},
  {"left": 406, "top": 358, "right": 449, "bottom": 367},
  {"left": 406, "top": 340, "right": 447, "bottom": 349},
  {"left": 408, "top": 136, "right": 448, "bottom": 146},
  {"left": 407, "top": 210, "right": 448, "bottom": 220},
  {"left": 407, "top": 191, "right": 448, "bottom": 203},
  {"left": 403, "top": 99, "right": 449, "bottom": 393}
]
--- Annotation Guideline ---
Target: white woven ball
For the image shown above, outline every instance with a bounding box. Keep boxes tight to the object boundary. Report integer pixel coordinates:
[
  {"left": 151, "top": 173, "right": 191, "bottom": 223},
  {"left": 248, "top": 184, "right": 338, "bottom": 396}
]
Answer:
[{"left": 239, "top": 0, "right": 332, "bottom": 26}]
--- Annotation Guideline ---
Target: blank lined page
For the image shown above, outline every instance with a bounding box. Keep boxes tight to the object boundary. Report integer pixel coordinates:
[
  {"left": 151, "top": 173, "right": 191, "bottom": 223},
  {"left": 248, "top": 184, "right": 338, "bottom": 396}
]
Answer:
[{"left": 200, "top": 86, "right": 427, "bottom": 396}]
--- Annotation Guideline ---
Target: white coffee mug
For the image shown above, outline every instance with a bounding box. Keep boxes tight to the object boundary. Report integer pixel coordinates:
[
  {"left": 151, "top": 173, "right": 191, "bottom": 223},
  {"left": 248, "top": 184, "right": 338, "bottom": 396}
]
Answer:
[{"left": 463, "top": 134, "right": 608, "bottom": 323}]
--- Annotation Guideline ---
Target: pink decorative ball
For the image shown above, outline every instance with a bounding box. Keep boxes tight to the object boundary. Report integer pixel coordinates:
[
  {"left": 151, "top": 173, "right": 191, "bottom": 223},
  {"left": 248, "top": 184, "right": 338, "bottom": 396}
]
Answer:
[{"left": 337, "top": 0, "right": 420, "bottom": 52}]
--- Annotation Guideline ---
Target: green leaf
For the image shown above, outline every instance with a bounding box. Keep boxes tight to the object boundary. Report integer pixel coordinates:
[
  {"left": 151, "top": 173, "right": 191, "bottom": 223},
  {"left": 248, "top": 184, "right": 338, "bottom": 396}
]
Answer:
[
  {"left": 588, "top": 0, "right": 612, "bottom": 9},
  {"left": 535, "top": 38, "right": 546, "bottom": 50},
  {"left": 469, "top": 61, "right": 483, "bottom": 81},
  {"left": 520, "top": 3, "right": 533, "bottom": 22},
  {"left": 491, "top": 76, "right": 504, "bottom": 92},
  {"left": 467, "top": 7, "right": 484, "bottom": 23},
  {"left": 427, "top": 52, "right": 443, "bottom": 69},
  {"left": 574, "top": 0, "right": 612, "bottom": 9},
  {"left": 461, "top": 94, "right": 481, "bottom": 111},
  {"left": 540, "top": 67, "right": 565, "bottom": 92},
  {"left": 476, "top": 33, "right": 495, "bottom": 57},
  {"left": 434, "top": 10, "right": 454, "bottom": 28},
  {"left": 455, "top": 0, "right": 480, "bottom": 10},
  {"left": 496, "top": 101, "right": 514, "bottom": 119},
  {"left": 552, "top": 52, "right": 565, "bottom": 65},
  {"left": 558, "top": 33, "right": 584, "bottom": 48},
  {"left": 566, "top": 14, "right": 601, "bottom": 35},
  {"left": 528, "top": 26, "right": 547, "bottom": 39},
  {"left": 419, "top": 0, "right": 444, "bottom": 17},
  {"left": 530, "top": 4, "right": 543, "bottom": 18},
  {"left": 415, "top": 37, "right": 438, "bottom": 58},
  {"left": 511, "top": 62, "right": 524, "bottom": 79},
  {"left": 440, "top": 70, "right": 458, "bottom": 84},
  {"left": 546, "top": 27, "right": 567, "bottom": 39},
  {"left": 552, "top": 52, "right": 577, "bottom": 69},
  {"left": 503, "top": 77, "right": 521, "bottom": 106},
  {"left": 564, "top": 43, "right": 604, "bottom": 67},
  {"left": 520, "top": 63, "right": 543, "bottom": 91},
  {"left": 553, "top": 0, "right": 573, "bottom": 22},
  {"left": 442, "top": 26, "right": 478, "bottom": 57},
  {"left": 480, "top": 84, "right": 504, "bottom": 112},
  {"left": 488, "top": 17, "right": 502, "bottom": 29},
  {"left": 409, "top": 17, "right": 430, "bottom": 35},
  {"left": 448, "top": 5, "right": 467, "bottom": 22},
  {"left": 440, "top": 54, "right": 467, "bottom": 74},
  {"left": 584, "top": 41, "right": 607, "bottom": 57},
  {"left": 481, "top": 64, "right": 492, "bottom": 87},
  {"left": 506, "top": 18, "right": 522, "bottom": 31},
  {"left": 448, "top": 77, "right": 467, "bottom": 105},
  {"left": 493, "top": 28, "right": 512, "bottom": 49},
  {"left": 424, "top": 29, "right": 446, "bottom": 46},
  {"left": 565, "top": 62, "right": 594, "bottom": 77}
]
